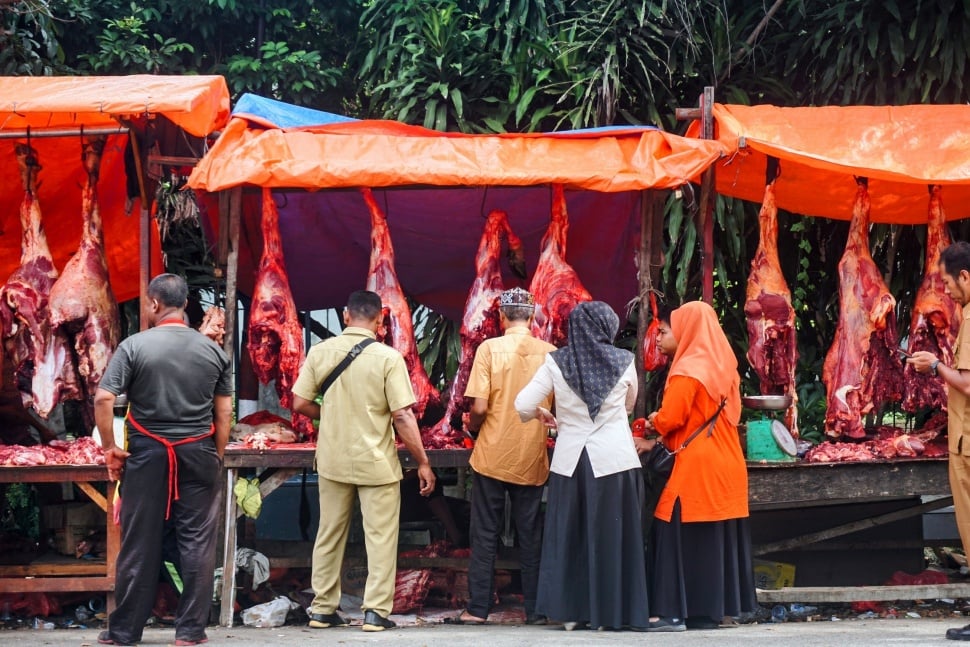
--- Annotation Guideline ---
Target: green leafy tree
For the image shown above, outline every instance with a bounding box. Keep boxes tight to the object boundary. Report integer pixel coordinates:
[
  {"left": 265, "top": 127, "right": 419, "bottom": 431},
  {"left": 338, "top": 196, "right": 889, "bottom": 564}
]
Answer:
[
  {"left": 47, "top": 0, "right": 359, "bottom": 108},
  {"left": 0, "top": 0, "right": 71, "bottom": 75}
]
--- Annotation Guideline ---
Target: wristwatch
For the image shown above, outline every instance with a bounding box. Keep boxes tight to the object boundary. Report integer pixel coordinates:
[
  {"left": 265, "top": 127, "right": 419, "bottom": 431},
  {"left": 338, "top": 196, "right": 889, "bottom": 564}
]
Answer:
[{"left": 931, "top": 359, "right": 941, "bottom": 376}]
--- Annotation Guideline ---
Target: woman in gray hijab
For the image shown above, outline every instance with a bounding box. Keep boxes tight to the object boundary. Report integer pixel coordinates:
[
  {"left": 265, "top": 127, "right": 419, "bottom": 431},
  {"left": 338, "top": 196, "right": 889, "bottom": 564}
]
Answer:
[{"left": 515, "top": 301, "right": 649, "bottom": 631}]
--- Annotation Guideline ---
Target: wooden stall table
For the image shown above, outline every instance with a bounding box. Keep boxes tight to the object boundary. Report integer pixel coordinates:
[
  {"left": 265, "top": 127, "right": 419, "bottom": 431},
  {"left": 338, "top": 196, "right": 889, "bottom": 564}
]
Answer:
[
  {"left": 747, "top": 458, "right": 970, "bottom": 602},
  {"left": 220, "top": 447, "right": 961, "bottom": 624},
  {"left": 0, "top": 465, "right": 119, "bottom": 610},
  {"left": 220, "top": 444, "right": 470, "bottom": 627}
]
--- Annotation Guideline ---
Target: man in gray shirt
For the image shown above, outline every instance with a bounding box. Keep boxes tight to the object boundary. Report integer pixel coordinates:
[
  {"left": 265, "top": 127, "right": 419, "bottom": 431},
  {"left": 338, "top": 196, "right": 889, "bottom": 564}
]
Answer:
[{"left": 94, "top": 274, "right": 232, "bottom": 647}]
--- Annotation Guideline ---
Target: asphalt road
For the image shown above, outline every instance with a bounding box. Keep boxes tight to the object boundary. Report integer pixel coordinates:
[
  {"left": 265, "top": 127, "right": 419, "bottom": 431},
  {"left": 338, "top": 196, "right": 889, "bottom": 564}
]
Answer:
[{"left": 2, "top": 618, "right": 966, "bottom": 646}]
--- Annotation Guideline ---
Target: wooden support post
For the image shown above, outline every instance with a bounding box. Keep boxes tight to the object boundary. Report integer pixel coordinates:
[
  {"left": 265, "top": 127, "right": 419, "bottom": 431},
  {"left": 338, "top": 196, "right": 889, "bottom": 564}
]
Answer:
[
  {"left": 696, "top": 86, "right": 716, "bottom": 304},
  {"left": 635, "top": 191, "right": 655, "bottom": 418},
  {"left": 126, "top": 127, "right": 152, "bottom": 331},
  {"left": 223, "top": 187, "right": 242, "bottom": 360},
  {"left": 220, "top": 468, "right": 239, "bottom": 627},
  {"left": 105, "top": 483, "right": 119, "bottom": 613}
]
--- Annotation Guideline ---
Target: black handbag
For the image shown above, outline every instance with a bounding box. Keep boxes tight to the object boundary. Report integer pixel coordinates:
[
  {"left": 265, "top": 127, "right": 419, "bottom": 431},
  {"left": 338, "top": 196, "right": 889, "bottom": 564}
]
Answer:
[{"left": 642, "top": 397, "right": 727, "bottom": 480}]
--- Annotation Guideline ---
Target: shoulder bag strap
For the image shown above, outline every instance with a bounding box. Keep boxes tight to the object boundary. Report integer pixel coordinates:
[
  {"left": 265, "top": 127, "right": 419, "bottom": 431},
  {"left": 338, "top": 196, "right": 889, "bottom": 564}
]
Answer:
[
  {"left": 672, "top": 397, "right": 728, "bottom": 454},
  {"left": 319, "top": 338, "right": 376, "bottom": 397}
]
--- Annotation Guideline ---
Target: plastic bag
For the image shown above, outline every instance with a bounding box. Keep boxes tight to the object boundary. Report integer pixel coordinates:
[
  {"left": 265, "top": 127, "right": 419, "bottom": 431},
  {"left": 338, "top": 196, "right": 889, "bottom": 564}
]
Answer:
[
  {"left": 642, "top": 293, "right": 668, "bottom": 371},
  {"left": 240, "top": 596, "right": 299, "bottom": 628},
  {"left": 233, "top": 477, "right": 262, "bottom": 519}
]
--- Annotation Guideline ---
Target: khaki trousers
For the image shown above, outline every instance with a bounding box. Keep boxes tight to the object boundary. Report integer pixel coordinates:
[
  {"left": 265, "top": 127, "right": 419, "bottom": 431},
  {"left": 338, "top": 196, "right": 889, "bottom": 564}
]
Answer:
[
  {"left": 950, "top": 453, "right": 970, "bottom": 552},
  {"left": 310, "top": 476, "right": 401, "bottom": 617}
]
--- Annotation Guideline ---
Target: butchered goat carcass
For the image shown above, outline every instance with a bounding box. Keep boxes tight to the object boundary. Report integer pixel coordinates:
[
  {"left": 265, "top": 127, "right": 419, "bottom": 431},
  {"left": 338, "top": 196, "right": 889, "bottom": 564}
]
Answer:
[
  {"left": 246, "top": 188, "right": 314, "bottom": 440},
  {"left": 530, "top": 184, "right": 592, "bottom": 347},
  {"left": 744, "top": 168, "right": 799, "bottom": 435},
  {"left": 0, "top": 144, "right": 79, "bottom": 425},
  {"left": 902, "top": 185, "right": 960, "bottom": 412},
  {"left": 425, "top": 209, "right": 526, "bottom": 447},
  {"left": 361, "top": 187, "right": 441, "bottom": 423},
  {"left": 47, "top": 137, "right": 118, "bottom": 426},
  {"left": 822, "top": 178, "right": 903, "bottom": 439}
]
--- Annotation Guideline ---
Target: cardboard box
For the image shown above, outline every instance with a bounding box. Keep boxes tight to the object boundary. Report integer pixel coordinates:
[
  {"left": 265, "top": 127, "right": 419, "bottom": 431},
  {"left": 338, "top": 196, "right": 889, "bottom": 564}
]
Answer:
[
  {"left": 41, "top": 503, "right": 102, "bottom": 556},
  {"left": 41, "top": 502, "right": 101, "bottom": 531},
  {"left": 753, "top": 558, "right": 796, "bottom": 589},
  {"left": 51, "top": 526, "right": 97, "bottom": 556}
]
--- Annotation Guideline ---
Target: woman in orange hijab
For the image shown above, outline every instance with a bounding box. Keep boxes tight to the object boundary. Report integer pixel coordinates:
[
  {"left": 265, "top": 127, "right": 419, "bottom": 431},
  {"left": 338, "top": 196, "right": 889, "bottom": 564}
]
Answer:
[{"left": 637, "top": 301, "right": 756, "bottom": 632}]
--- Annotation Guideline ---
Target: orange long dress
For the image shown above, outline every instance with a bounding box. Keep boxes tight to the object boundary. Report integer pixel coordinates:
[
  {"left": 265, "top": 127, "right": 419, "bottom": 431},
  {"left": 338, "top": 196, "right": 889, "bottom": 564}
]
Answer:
[{"left": 653, "top": 375, "right": 749, "bottom": 523}]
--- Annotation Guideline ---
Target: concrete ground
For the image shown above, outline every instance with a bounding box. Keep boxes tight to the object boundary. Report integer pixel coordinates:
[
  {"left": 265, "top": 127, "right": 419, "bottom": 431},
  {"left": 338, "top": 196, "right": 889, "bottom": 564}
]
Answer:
[{"left": 2, "top": 618, "right": 968, "bottom": 646}]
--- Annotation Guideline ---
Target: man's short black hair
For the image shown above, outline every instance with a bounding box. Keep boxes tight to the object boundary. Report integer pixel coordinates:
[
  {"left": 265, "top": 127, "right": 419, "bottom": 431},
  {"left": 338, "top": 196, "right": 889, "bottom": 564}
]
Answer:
[
  {"left": 148, "top": 273, "right": 188, "bottom": 308},
  {"left": 655, "top": 301, "right": 675, "bottom": 325},
  {"left": 347, "top": 290, "right": 382, "bottom": 320},
  {"left": 941, "top": 241, "right": 970, "bottom": 280}
]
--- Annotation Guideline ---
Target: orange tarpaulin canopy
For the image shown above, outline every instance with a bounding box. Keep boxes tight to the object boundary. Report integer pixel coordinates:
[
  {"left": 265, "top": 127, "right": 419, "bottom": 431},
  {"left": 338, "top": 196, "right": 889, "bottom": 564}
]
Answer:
[
  {"left": 0, "top": 75, "right": 230, "bottom": 138},
  {"left": 188, "top": 116, "right": 726, "bottom": 193},
  {"left": 690, "top": 103, "right": 970, "bottom": 224},
  {"left": 0, "top": 76, "right": 231, "bottom": 301},
  {"left": 185, "top": 95, "right": 728, "bottom": 319}
]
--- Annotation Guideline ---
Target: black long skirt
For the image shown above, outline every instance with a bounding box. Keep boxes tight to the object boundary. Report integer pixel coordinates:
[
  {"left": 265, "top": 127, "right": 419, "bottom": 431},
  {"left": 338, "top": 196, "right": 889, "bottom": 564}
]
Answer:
[
  {"left": 649, "top": 498, "right": 758, "bottom": 621},
  {"left": 536, "top": 449, "right": 650, "bottom": 629}
]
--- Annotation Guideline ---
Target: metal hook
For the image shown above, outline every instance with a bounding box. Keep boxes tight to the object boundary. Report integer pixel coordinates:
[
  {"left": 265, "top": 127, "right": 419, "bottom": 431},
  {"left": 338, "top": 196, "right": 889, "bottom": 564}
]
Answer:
[{"left": 479, "top": 186, "right": 490, "bottom": 219}]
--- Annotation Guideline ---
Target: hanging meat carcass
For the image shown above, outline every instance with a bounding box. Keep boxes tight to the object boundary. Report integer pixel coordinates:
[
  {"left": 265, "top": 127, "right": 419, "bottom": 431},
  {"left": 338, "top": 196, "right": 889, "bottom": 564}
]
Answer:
[
  {"left": 902, "top": 185, "right": 961, "bottom": 412},
  {"left": 361, "top": 187, "right": 441, "bottom": 422},
  {"left": 744, "top": 167, "right": 799, "bottom": 435},
  {"left": 822, "top": 178, "right": 904, "bottom": 439},
  {"left": 530, "top": 184, "right": 592, "bottom": 346},
  {"left": 48, "top": 138, "right": 119, "bottom": 421},
  {"left": 0, "top": 144, "right": 81, "bottom": 421},
  {"left": 199, "top": 306, "right": 226, "bottom": 346},
  {"left": 426, "top": 209, "right": 526, "bottom": 447},
  {"left": 247, "top": 188, "right": 314, "bottom": 440}
]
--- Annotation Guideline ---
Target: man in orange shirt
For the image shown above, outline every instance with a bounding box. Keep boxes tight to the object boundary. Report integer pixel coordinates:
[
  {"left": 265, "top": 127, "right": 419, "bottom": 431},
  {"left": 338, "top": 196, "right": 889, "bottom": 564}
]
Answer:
[{"left": 445, "top": 288, "right": 555, "bottom": 626}]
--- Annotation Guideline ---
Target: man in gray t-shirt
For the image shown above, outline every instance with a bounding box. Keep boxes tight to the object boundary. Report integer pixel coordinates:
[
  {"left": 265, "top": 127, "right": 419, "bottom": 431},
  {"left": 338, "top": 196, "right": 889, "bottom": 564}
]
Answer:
[{"left": 94, "top": 274, "right": 232, "bottom": 647}]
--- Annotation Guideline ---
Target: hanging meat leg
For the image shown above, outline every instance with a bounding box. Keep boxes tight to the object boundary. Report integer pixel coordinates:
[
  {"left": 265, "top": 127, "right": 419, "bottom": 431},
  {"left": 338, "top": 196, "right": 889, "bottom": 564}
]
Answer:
[
  {"left": 903, "top": 185, "right": 960, "bottom": 412},
  {"left": 361, "top": 187, "right": 441, "bottom": 422},
  {"left": 426, "top": 209, "right": 526, "bottom": 447},
  {"left": 530, "top": 184, "right": 592, "bottom": 346},
  {"left": 744, "top": 179, "right": 799, "bottom": 435},
  {"left": 822, "top": 180, "right": 903, "bottom": 439},
  {"left": 0, "top": 145, "right": 77, "bottom": 426},
  {"left": 247, "top": 188, "right": 314, "bottom": 440},
  {"left": 48, "top": 138, "right": 120, "bottom": 426}
]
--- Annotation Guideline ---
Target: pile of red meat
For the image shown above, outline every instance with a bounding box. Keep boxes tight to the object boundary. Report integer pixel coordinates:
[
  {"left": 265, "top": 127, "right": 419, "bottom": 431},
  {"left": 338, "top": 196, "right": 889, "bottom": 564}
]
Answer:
[
  {"left": 804, "top": 415, "right": 947, "bottom": 463},
  {"left": 391, "top": 540, "right": 512, "bottom": 614},
  {"left": 0, "top": 437, "right": 104, "bottom": 466}
]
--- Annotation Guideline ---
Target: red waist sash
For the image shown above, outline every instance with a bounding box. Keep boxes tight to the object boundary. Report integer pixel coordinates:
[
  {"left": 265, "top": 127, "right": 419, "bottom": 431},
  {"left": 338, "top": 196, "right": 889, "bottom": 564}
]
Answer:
[{"left": 126, "top": 414, "right": 214, "bottom": 520}]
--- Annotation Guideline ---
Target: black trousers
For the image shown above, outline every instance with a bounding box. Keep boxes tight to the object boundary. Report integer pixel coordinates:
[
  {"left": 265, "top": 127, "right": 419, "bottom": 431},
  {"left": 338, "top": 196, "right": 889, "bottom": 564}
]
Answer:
[
  {"left": 467, "top": 471, "right": 544, "bottom": 619},
  {"left": 106, "top": 433, "right": 221, "bottom": 644}
]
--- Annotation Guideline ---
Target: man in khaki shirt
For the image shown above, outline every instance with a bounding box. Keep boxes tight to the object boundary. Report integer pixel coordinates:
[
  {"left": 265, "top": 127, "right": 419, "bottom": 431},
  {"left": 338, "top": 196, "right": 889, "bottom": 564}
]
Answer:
[
  {"left": 292, "top": 290, "right": 434, "bottom": 633},
  {"left": 909, "top": 241, "right": 970, "bottom": 642},
  {"left": 445, "top": 288, "right": 555, "bottom": 625}
]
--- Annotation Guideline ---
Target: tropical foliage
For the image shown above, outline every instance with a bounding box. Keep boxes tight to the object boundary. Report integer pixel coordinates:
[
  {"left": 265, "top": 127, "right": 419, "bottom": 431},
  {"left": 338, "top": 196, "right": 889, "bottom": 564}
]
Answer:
[{"left": 4, "top": 0, "right": 970, "bottom": 430}]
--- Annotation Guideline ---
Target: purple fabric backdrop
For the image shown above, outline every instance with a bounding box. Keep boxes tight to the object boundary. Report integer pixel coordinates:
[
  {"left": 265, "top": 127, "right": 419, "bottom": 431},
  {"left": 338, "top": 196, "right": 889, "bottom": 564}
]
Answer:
[{"left": 235, "top": 186, "right": 642, "bottom": 323}]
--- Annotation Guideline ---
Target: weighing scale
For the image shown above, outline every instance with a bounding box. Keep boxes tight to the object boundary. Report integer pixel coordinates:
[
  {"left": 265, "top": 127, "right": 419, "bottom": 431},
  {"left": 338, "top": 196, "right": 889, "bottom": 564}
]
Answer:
[{"left": 742, "top": 394, "right": 797, "bottom": 461}]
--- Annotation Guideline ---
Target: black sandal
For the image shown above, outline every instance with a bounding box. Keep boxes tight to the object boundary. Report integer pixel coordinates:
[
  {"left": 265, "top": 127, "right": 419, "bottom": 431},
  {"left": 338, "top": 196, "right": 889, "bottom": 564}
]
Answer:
[{"left": 443, "top": 611, "right": 487, "bottom": 625}]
